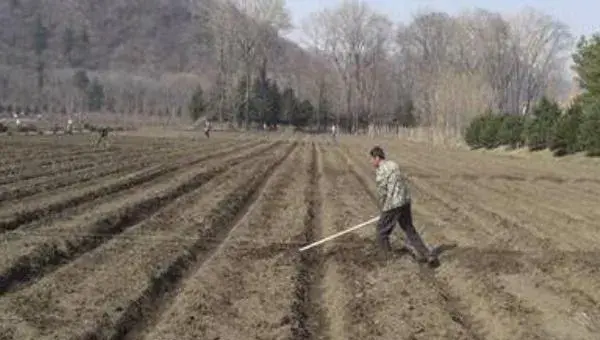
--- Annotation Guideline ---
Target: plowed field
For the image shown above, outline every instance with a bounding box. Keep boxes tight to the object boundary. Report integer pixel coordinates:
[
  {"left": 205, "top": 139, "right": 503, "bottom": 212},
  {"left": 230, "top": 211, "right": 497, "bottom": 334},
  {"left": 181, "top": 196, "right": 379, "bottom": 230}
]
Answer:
[{"left": 1, "top": 133, "right": 599, "bottom": 340}]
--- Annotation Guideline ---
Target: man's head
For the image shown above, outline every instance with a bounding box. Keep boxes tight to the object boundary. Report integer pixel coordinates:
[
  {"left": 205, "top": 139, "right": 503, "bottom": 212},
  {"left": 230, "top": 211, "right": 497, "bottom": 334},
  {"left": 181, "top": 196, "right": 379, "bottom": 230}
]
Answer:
[{"left": 369, "top": 146, "right": 385, "bottom": 168}]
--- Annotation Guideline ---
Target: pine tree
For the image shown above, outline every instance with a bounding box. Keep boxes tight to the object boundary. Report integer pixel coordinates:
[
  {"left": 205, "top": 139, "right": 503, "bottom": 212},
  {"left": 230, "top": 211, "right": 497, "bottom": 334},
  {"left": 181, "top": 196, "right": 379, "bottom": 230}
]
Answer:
[
  {"left": 189, "top": 86, "right": 207, "bottom": 121},
  {"left": 523, "top": 97, "right": 562, "bottom": 151},
  {"left": 87, "top": 78, "right": 105, "bottom": 111}
]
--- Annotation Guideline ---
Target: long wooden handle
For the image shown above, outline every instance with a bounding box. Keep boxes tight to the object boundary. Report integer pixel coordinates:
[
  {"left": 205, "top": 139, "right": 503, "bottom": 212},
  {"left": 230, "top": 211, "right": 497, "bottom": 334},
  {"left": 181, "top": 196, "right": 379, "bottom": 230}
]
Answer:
[{"left": 298, "top": 216, "right": 379, "bottom": 252}]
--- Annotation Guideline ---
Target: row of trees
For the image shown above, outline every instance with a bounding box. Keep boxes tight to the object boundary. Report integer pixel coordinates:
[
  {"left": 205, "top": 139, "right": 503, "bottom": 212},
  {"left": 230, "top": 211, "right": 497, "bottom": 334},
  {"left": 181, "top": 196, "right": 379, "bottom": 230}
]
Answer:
[
  {"left": 464, "top": 32, "right": 600, "bottom": 157},
  {"left": 1, "top": 1, "right": 576, "bottom": 133},
  {"left": 199, "top": 1, "right": 575, "bottom": 132},
  {"left": 465, "top": 97, "right": 600, "bottom": 156},
  {"left": 189, "top": 75, "right": 334, "bottom": 129}
]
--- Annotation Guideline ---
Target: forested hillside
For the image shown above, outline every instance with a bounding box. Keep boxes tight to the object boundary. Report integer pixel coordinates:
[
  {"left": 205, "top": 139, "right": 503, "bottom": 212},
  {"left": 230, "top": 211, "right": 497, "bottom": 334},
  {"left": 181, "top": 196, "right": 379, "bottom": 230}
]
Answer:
[
  {"left": 0, "top": 0, "right": 319, "bottom": 122},
  {"left": 0, "top": 0, "right": 579, "bottom": 134}
]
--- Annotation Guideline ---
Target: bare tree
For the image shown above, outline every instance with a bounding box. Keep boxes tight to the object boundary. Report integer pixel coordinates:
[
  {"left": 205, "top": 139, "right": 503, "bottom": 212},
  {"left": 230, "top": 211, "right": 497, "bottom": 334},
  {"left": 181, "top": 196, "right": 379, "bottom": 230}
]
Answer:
[
  {"left": 226, "top": 0, "right": 291, "bottom": 128},
  {"left": 506, "top": 7, "right": 573, "bottom": 114},
  {"left": 207, "top": 1, "right": 239, "bottom": 123},
  {"left": 303, "top": 0, "right": 392, "bottom": 133}
]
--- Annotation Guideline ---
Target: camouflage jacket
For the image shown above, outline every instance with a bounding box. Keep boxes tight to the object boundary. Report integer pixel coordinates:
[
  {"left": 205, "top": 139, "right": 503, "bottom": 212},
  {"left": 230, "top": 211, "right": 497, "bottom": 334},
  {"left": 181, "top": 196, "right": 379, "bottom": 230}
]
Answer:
[{"left": 375, "top": 159, "right": 411, "bottom": 211}]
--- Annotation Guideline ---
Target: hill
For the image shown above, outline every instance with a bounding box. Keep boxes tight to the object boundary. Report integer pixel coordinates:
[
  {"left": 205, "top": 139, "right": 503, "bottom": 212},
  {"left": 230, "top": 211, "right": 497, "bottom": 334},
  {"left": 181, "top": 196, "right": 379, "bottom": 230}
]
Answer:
[{"left": 0, "top": 0, "right": 321, "bottom": 119}]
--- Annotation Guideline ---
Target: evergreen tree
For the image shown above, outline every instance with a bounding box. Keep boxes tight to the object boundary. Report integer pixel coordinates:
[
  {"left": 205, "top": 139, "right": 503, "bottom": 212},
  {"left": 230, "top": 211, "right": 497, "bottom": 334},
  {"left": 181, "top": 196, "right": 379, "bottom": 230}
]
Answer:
[
  {"left": 479, "top": 114, "right": 505, "bottom": 149},
  {"left": 233, "top": 78, "right": 249, "bottom": 126},
  {"left": 189, "top": 86, "right": 207, "bottom": 121},
  {"left": 464, "top": 114, "right": 490, "bottom": 149},
  {"left": 280, "top": 87, "right": 297, "bottom": 125},
  {"left": 496, "top": 115, "right": 526, "bottom": 149},
  {"left": 292, "top": 100, "right": 314, "bottom": 128},
  {"left": 572, "top": 34, "right": 600, "bottom": 98},
  {"left": 264, "top": 80, "right": 282, "bottom": 125},
  {"left": 523, "top": 97, "right": 562, "bottom": 151},
  {"left": 33, "top": 15, "right": 48, "bottom": 56},
  {"left": 87, "top": 78, "right": 105, "bottom": 111},
  {"left": 63, "top": 26, "right": 76, "bottom": 66},
  {"left": 549, "top": 97, "right": 584, "bottom": 156},
  {"left": 578, "top": 99, "right": 600, "bottom": 156},
  {"left": 33, "top": 15, "right": 48, "bottom": 90},
  {"left": 73, "top": 70, "right": 89, "bottom": 91}
]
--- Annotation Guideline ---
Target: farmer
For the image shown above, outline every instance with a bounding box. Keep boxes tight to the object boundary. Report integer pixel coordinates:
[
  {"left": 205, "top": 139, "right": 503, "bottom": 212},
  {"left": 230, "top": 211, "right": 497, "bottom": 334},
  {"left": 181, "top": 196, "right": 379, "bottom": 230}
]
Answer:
[
  {"left": 204, "top": 120, "right": 211, "bottom": 138},
  {"left": 66, "top": 118, "right": 73, "bottom": 135},
  {"left": 96, "top": 127, "right": 109, "bottom": 147},
  {"left": 331, "top": 123, "right": 337, "bottom": 143},
  {"left": 370, "top": 146, "right": 437, "bottom": 265}
]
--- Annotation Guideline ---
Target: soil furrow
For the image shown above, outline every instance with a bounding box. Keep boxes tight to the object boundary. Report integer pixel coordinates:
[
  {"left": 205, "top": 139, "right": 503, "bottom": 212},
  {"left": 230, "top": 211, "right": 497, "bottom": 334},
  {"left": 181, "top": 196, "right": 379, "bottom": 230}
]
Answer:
[
  {"left": 475, "top": 179, "right": 600, "bottom": 221},
  {"left": 367, "top": 144, "right": 600, "bottom": 339},
  {"left": 0, "top": 149, "right": 113, "bottom": 170},
  {"left": 140, "top": 143, "right": 325, "bottom": 340},
  {"left": 0, "top": 140, "right": 265, "bottom": 232},
  {"left": 0, "top": 155, "right": 158, "bottom": 203},
  {"left": 0, "top": 142, "right": 275, "bottom": 294},
  {"left": 289, "top": 143, "right": 327, "bottom": 340},
  {"left": 433, "top": 179, "right": 590, "bottom": 250},
  {"left": 112, "top": 142, "right": 296, "bottom": 340},
  {"left": 337, "top": 147, "right": 483, "bottom": 340},
  {"left": 0, "top": 140, "right": 244, "bottom": 203},
  {"left": 0, "top": 140, "right": 230, "bottom": 186},
  {"left": 0, "top": 143, "right": 294, "bottom": 340},
  {"left": 410, "top": 182, "right": 599, "bottom": 339},
  {"left": 0, "top": 150, "right": 120, "bottom": 183}
]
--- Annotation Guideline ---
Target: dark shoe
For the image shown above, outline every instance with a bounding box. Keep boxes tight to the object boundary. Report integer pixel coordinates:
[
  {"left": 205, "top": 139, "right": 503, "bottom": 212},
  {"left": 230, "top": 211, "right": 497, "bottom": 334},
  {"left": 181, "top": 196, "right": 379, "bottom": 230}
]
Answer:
[
  {"left": 426, "top": 254, "right": 440, "bottom": 268},
  {"left": 404, "top": 245, "right": 427, "bottom": 262}
]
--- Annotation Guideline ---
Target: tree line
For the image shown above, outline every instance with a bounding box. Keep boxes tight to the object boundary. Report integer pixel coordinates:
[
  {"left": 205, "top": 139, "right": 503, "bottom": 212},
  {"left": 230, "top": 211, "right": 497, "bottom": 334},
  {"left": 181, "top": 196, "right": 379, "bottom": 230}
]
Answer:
[
  {"left": 0, "top": 0, "right": 576, "bottom": 134},
  {"left": 464, "top": 33, "right": 600, "bottom": 157}
]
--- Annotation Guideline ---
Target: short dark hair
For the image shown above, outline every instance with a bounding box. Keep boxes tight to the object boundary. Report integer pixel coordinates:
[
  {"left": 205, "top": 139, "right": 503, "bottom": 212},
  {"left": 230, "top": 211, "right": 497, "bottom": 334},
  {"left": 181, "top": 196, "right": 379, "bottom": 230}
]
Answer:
[{"left": 369, "top": 146, "right": 385, "bottom": 159}]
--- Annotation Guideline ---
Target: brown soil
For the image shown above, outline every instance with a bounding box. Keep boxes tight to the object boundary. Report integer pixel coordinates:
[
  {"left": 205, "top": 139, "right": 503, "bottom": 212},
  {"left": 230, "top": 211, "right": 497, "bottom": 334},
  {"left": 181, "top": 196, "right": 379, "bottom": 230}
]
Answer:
[{"left": 0, "top": 134, "right": 598, "bottom": 340}]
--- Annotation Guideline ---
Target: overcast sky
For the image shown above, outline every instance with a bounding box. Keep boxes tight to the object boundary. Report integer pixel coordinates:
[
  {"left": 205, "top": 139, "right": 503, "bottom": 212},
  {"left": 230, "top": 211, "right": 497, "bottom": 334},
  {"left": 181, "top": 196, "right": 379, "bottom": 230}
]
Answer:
[{"left": 283, "top": 0, "right": 600, "bottom": 48}]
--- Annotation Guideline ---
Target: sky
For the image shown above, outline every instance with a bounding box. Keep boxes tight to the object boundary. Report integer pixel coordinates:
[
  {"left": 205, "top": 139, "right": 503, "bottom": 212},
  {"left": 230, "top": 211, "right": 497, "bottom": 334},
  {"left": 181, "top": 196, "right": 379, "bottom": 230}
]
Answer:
[{"left": 283, "top": 0, "right": 600, "bottom": 48}]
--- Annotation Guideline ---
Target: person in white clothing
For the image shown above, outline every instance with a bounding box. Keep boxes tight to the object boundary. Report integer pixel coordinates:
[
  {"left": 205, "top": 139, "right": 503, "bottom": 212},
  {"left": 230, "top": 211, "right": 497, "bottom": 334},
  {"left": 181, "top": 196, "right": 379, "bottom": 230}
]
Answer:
[
  {"left": 66, "top": 118, "right": 73, "bottom": 134},
  {"left": 331, "top": 123, "right": 337, "bottom": 143}
]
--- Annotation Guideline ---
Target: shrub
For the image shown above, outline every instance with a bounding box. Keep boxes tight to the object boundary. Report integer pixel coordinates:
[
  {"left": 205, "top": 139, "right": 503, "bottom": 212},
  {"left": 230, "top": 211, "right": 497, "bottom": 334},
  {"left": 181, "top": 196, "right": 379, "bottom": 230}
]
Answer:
[
  {"left": 17, "top": 123, "right": 38, "bottom": 133},
  {"left": 523, "top": 97, "right": 562, "bottom": 151},
  {"left": 496, "top": 115, "right": 525, "bottom": 149},
  {"left": 464, "top": 114, "right": 489, "bottom": 149},
  {"left": 578, "top": 99, "right": 600, "bottom": 156},
  {"left": 549, "top": 99, "right": 584, "bottom": 156},
  {"left": 479, "top": 115, "right": 505, "bottom": 149}
]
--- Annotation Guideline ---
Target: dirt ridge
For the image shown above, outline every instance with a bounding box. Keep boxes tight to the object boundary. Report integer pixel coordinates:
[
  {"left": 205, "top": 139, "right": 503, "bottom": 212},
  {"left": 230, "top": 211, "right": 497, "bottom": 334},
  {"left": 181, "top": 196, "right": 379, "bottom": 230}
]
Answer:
[
  {"left": 336, "top": 147, "right": 484, "bottom": 340},
  {"left": 289, "top": 143, "right": 328, "bottom": 340},
  {"left": 0, "top": 141, "right": 268, "bottom": 233},
  {"left": 97, "top": 142, "right": 298, "bottom": 340},
  {"left": 0, "top": 140, "right": 246, "bottom": 202},
  {"left": 0, "top": 143, "right": 280, "bottom": 295}
]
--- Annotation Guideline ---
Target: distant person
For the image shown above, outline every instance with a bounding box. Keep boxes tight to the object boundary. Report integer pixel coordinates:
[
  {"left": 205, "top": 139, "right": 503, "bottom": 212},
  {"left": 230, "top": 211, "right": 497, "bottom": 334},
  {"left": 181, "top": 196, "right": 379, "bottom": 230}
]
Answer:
[
  {"left": 370, "top": 146, "right": 438, "bottom": 266},
  {"left": 66, "top": 118, "right": 73, "bottom": 135},
  {"left": 96, "top": 127, "right": 109, "bottom": 147},
  {"left": 204, "top": 120, "right": 211, "bottom": 138},
  {"left": 331, "top": 123, "right": 337, "bottom": 142}
]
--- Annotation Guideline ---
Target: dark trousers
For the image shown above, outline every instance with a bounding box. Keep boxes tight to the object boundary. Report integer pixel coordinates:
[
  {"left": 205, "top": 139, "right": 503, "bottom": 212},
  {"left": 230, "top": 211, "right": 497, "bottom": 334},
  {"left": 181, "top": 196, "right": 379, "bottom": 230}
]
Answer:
[{"left": 376, "top": 203, "right": 430, "bottom": 257}]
